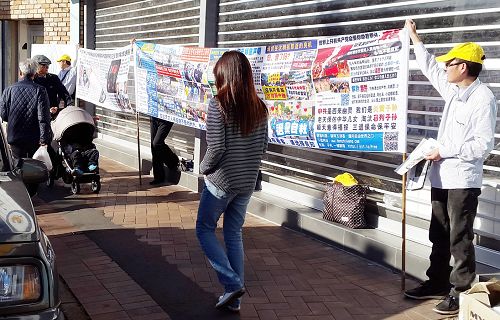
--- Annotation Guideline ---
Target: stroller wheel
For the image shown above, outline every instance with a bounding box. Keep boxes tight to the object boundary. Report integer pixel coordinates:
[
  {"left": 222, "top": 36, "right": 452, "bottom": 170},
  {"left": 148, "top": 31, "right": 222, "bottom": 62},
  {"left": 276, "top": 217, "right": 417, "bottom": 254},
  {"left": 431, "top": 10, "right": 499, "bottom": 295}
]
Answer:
[
  {"left": 91, "top": 179, "right": 101, "bottom": 194},
  {"left": 71, "top": 182, "right": 80, "bottom": 194},
  {"left": 62, "top": 172, "right": 73, "bottom": 184}
]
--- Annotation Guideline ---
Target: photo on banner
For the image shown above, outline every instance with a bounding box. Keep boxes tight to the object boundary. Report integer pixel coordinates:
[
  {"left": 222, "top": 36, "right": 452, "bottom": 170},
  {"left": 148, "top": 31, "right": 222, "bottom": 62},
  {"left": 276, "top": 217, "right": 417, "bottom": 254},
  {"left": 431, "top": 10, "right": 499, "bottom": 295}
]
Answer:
[
  {"left": 134, "top": 43, "right": 211, "bottom": 129},
  {"left": 75, "top": 46, "right": 133, "bottom": 113},
  {"left": 133, "top": 28, "right": 410, "bottom": 153},
  {"left": 262, "top": 40, "right": 317, "bottom": 148}
]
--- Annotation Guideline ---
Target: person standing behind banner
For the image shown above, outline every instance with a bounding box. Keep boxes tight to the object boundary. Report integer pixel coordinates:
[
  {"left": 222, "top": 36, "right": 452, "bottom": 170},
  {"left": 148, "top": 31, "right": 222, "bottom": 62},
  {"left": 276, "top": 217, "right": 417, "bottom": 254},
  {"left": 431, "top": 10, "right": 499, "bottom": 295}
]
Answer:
[
  {"left": 128, "top": 38, "right": 179, "bottom": 186},
  {"left": 403, "top": 19, "right": 497, "bottom": 316},
  {"left": 196, "top": 51, "right": 268, "bottom": 312},
  {"left": 149, "top": 116, "right": 180, "bottom": 185},
  {"left": 32, "top": 54, "right": 73, "bottom": 120},
  {"left": 57, "top": 54, "right": 77, "bottom": 100}
]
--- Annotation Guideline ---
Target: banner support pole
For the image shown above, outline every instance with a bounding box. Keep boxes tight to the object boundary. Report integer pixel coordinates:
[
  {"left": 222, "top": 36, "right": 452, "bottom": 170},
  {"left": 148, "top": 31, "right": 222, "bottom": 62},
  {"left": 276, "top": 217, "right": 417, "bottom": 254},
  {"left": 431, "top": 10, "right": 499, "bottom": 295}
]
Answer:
[
  {"left": 401, "top": 152, "right": 407, "bottom": 291},
  {"left": 136, "top": 112, "right": 142, "bottom": 185}
]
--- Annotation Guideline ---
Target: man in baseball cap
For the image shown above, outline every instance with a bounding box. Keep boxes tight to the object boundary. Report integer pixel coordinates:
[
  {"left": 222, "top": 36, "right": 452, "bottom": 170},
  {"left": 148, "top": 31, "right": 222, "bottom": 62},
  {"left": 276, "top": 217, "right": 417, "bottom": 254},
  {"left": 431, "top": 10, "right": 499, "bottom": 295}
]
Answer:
[
  {"left": 56, "top": 54, "right": 77, "bottom": 99},
  {"left": 403, "top": 20, "right": 496, "bottom": 316},
  {"left": 31, "top": 53, "right": 74, "bottom": 183},
  {"left": 32, "top": 54, "right": 72, "bottom": 119}
]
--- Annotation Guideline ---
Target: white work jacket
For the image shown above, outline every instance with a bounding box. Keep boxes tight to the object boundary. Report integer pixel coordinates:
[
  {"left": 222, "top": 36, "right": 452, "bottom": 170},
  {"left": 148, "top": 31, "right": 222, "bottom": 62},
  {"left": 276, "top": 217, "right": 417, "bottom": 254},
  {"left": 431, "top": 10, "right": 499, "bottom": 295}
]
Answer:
[{"left": 414, "top": 43, "right": 497, "bottom": 189}]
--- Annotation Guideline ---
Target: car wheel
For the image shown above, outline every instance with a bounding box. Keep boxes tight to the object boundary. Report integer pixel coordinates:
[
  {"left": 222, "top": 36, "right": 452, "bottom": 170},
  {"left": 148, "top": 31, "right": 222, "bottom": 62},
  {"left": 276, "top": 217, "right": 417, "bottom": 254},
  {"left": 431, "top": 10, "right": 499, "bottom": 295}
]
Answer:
[
  {"left": 91, "top": 179, "right": 101, "bottom": 194},
  {"left": 71, "top": 182, "right": 80, "bottom": 194}
]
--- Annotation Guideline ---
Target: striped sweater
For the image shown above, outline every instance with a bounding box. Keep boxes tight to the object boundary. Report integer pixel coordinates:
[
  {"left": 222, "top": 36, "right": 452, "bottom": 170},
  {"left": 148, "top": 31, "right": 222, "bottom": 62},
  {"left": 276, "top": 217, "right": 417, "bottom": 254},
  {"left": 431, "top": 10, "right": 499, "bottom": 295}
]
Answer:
[{"left": 200, "top": 98, "right": 268, "bottom": 194}]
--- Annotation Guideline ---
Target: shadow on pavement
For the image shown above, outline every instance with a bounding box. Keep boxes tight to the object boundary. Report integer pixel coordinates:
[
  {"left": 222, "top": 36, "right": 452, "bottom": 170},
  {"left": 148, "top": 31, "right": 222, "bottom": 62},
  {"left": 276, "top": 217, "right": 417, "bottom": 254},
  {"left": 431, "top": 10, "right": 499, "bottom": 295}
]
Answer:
[
  {"left": 34, "top": 183, "right": 200, "bottom": 216},
  {"left": 59, "top": 277, "right": 90, "bottom": 320},
  {"left": 86, "top": 228, "right": 241, "bottom": 320}
]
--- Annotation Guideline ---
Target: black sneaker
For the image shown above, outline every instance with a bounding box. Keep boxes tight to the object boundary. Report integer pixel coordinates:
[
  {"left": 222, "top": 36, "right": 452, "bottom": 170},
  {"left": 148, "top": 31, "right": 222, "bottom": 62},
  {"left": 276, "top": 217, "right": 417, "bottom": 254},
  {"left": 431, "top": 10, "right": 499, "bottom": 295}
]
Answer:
[
  {"left": 404, "top": 281, "right": 450, "bottom": 300},
  {"left": 432, "top": 295, "right": 459, "bottom": 315}
]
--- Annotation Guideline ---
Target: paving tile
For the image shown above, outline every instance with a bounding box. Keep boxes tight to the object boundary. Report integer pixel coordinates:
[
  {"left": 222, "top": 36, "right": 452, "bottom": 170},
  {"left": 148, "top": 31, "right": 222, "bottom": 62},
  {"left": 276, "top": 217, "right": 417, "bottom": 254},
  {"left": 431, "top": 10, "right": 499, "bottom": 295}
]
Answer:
[
  {"left": 257, "top": 310, "right": 279, "bottom": 320},
  {"left": 113, "top": 294, "right": 153, "bottom": 305},
  {"left": 83, "top": 299, "right": 123, "bottom": 316},
  {"left": 91, "top": 311, "right": 131, "bottom": 320},
  {"left": 121, "top": 299, "right": 159, "bottom": 310}
]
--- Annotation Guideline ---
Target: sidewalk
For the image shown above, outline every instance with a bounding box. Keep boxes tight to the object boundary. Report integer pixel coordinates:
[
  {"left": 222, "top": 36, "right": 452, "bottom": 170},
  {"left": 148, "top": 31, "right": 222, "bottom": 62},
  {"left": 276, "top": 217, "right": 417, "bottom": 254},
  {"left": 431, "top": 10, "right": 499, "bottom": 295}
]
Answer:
[{"left": 34, "top": 157, "right": 456, "bottom": 320}]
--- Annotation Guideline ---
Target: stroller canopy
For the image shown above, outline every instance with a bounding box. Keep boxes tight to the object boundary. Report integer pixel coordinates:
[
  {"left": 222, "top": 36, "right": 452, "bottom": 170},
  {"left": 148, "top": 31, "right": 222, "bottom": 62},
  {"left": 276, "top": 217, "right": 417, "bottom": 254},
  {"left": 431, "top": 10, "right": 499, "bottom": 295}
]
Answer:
[{"left": 51, "top": 106, "right": 96, "bottom": 141}]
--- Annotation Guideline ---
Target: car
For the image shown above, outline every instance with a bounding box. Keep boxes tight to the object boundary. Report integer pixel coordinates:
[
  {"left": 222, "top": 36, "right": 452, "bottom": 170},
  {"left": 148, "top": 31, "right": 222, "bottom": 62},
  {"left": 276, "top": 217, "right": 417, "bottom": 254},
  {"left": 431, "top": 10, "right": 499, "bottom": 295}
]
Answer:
[{"left": 0, "top": 127, "right": 64, "bottom": 319}]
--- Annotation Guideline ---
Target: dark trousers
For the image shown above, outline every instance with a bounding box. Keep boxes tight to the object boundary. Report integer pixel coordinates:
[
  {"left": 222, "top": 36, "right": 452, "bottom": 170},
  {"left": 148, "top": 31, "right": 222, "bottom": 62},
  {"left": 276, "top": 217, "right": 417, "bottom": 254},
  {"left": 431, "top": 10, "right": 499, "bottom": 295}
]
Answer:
[
  {"left": 64, "top": 143, "right": 99, "bottom": 169},
  {"left": 427, "top": 187, "right": 480, "bottom": 297},
  {"left": 10, "top": 143, "right": 39, "bottom": 168},
  {"left": 150, "top": 117, "right": 179, "bottom": 181},
  {"left": 10, "top": 143, "right": 40, "bottom": 196},
  {"left": 47, "top": 143, "right": 57, "bottom": 169}
]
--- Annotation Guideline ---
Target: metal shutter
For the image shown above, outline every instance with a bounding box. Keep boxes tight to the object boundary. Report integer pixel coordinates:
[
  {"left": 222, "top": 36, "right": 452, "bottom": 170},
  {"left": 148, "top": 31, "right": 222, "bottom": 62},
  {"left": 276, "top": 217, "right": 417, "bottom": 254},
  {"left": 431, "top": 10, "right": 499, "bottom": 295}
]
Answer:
[{"left": 94, "top": 0, "right": 202, "bottom": 160}]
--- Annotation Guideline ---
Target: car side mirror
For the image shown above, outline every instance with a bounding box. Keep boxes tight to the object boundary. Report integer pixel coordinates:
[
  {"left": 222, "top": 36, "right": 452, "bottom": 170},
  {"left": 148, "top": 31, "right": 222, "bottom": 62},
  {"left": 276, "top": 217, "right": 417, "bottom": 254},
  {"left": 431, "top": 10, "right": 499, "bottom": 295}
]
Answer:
[{"left": 20, "top": 158, "right": 49, "bottom": 184}]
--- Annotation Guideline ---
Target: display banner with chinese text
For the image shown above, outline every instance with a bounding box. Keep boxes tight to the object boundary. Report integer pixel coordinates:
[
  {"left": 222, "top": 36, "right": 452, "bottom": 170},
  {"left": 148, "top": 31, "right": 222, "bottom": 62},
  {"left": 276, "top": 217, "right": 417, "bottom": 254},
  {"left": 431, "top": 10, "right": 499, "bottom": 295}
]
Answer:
[
  {"left": 134, "top": 28, "right": 409, "bottom": 152},
  {"left": 76, "top": 46, "right": 133, "bottom": 113}
]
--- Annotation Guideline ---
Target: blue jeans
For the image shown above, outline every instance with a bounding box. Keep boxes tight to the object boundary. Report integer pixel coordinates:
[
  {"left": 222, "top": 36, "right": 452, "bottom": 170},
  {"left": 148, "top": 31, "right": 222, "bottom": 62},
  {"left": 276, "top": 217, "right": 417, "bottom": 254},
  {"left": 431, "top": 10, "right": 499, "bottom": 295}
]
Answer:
[{"left": 196, "top": 181, "right": 252, "bottom": 292}]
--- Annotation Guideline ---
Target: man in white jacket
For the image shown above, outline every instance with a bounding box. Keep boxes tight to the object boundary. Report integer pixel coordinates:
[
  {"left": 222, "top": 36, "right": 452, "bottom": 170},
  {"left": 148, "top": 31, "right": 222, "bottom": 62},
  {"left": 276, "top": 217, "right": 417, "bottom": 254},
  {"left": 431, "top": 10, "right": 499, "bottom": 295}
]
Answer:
[
  {"left": 403, "top": 20, "right": 497, "bottom": 315},
  {"left": 57, "top": 54, "right": 77, "bottom": 99}
]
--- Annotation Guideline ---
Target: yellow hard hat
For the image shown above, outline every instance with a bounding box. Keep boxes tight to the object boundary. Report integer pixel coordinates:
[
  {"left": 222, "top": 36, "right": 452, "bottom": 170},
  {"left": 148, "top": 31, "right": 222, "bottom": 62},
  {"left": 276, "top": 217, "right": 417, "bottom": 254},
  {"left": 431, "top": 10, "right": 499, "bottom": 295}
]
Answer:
[
  {"left": 333, "top": 173, "right": 358, "bottom": 187},
  {"left": 435, "top": 42, "right": 485, "bottom": 64},
  {"left": 56, "top": 54, "right": 72, "bottom": 62}
]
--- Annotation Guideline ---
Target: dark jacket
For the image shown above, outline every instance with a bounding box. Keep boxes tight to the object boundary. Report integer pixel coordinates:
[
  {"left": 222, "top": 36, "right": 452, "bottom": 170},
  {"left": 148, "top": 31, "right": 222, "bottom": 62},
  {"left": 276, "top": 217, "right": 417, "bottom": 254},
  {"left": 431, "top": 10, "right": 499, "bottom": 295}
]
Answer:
[
  {"left": 0, "top": 78, "right": 51, "bottom": 145},
  {"left": 34, "top": 73, "right": 73, "bottom": 114}
]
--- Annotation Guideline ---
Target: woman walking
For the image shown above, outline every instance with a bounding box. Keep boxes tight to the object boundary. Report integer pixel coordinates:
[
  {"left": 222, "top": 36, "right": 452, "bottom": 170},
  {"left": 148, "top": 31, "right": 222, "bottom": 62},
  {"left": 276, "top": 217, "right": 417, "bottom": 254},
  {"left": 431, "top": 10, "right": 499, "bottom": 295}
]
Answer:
[{"left": 196, "top": 51, "right": 268, "bottom": 311}]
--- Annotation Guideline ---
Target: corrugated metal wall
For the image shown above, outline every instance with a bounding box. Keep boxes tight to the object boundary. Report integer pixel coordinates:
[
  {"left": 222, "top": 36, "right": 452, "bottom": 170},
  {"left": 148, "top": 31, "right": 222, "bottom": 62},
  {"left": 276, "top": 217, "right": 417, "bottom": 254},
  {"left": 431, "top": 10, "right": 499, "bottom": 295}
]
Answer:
[
  {"left": 94, "top": 0, "right": 201, "bottom": 159},
  {"left": 93, "top": 0, "right": 500, "bottom": 246}
]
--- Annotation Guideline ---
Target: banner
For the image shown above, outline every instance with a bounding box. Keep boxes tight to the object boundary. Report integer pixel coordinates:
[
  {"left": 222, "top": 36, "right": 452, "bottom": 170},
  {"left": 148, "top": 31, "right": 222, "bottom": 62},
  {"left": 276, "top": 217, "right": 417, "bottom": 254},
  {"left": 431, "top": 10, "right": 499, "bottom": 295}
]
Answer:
[
  {"left": 134, "top": 28, "right": 409, "bottom": 152},
  {"left": 76, "top": 46, "right": 133, "bottom": 113},
  {"left": 312, "top": 29, "right": 409, "bottom": 152},
  {"left": 31, "top": 44, "right": 78, "bottom": 75},
  {"left": 134, "top": 43, "right": 211, "bottom": 129}
]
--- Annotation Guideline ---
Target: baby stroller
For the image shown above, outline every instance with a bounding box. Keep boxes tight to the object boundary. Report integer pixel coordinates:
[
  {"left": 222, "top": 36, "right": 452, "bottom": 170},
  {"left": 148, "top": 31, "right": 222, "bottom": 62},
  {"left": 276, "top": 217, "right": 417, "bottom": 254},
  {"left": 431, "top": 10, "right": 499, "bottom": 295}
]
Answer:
[{"left": 48, "top": 106, "right": 101, "bottom": 194}]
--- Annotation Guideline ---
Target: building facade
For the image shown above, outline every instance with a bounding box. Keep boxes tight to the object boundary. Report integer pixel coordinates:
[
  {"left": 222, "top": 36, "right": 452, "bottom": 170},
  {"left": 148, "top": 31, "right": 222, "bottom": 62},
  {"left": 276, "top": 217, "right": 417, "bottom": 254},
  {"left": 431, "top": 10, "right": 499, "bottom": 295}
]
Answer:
[
  {"left": 2, "top": 0, "right": 499, "bottom": 276},
  {"left": 0, "top": 0, "right": 81, "bottom": 91}
]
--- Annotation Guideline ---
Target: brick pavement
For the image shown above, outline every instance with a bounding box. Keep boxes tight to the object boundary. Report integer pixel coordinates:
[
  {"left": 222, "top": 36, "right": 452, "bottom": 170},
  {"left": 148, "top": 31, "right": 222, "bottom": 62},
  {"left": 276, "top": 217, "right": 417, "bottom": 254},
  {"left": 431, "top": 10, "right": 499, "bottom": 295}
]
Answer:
[{"left": 34, "top": 157, "right": 457, "bottom": 320}]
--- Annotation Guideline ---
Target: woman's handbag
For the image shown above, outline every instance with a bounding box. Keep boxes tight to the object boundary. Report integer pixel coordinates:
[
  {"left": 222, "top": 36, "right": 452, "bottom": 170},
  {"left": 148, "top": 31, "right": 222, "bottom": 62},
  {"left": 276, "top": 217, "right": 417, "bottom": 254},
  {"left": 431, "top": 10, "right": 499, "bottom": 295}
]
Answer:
[{"left": 322, "top": 181, "right": 368, "bottom": 229}]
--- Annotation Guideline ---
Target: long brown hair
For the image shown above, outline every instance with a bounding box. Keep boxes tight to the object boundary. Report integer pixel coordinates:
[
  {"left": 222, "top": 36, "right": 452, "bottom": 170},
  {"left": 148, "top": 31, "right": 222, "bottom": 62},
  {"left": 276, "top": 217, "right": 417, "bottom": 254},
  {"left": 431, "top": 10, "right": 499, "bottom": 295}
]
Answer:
[{"left": 213, "top": 50, "right": 268, "bottom": 135}]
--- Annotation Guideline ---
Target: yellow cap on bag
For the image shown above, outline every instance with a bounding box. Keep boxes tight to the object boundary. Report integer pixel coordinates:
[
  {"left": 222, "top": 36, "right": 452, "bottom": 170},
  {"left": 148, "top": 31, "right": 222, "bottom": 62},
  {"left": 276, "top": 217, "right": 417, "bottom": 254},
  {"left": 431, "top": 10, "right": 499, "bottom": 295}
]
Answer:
[
  {"left": 333, "top": 173, "right": 358, "bottom": 187},
  {"left": 56, "top": 54, "right": 72, "bottom": 62},
  {"left": 435, "top": 42, "right": 485, "bottom": 64}
]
